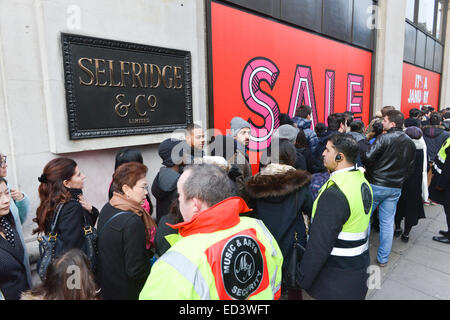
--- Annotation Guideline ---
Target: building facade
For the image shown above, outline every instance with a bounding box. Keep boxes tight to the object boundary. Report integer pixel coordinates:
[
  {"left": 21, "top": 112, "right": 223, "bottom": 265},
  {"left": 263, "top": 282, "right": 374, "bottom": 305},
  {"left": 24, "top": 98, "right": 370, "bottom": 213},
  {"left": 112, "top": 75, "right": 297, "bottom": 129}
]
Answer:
[{"left": 0, "top": 0, "right": 449, "bottom": 282}]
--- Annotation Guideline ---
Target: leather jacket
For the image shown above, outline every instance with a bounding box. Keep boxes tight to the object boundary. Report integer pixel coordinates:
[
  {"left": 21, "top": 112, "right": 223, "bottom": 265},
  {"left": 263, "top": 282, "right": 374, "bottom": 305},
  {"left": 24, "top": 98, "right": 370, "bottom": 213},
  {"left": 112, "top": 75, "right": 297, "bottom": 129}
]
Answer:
[{"left": 361, "top": 128, "right": 416, "bottom": 188}]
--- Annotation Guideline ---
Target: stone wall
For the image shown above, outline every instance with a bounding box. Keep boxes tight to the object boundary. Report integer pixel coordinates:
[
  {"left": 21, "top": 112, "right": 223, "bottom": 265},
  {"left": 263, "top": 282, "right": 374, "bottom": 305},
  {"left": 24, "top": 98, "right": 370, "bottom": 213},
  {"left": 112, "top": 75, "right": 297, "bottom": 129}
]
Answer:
[{"left": 0, "top": 0, "right": 208, "bottom": 277}]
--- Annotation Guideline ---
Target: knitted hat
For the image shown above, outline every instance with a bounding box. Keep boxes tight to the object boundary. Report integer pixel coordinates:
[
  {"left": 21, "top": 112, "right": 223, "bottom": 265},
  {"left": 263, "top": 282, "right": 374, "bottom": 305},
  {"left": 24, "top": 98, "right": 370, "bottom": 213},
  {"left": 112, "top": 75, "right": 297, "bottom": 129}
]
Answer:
[
  {"left": 158, "top": 138, "right": 184, "bottom": 167},
  {"left": 273, "top": 124, "right": 299, "bottom": 143},
  {"left": 230, "top": 117, "right": 251, "bottom": 137},
  {"left": 404, "top": 126, "right": 423, "bottom": 140}
]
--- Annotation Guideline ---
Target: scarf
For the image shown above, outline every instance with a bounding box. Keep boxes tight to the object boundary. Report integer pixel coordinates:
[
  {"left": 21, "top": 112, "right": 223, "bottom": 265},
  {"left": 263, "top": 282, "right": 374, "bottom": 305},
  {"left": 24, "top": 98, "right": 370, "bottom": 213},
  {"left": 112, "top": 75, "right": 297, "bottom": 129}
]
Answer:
[
  {"left": 0, "top": 216, "right": 15, "bottom": 247},
  {"left": 110, "top": 192, "right": 156, "bottom": 248}
]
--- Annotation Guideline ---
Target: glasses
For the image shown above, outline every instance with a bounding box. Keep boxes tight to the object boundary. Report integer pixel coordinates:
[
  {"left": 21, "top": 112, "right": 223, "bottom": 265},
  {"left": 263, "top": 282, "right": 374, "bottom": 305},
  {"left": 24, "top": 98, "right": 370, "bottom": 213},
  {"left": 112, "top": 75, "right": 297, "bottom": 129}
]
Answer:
[
  {"left": 136, "top": 184, "right": 149, "bottom": 193},
  {"left": 0, "top": 156, "right": 6, "bottom": 168}
]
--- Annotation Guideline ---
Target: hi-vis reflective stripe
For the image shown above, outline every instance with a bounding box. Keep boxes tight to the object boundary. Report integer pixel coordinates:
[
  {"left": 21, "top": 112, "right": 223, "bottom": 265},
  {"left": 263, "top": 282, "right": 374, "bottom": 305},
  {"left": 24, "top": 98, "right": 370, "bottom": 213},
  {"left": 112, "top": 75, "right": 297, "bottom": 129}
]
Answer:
[
  {"left": 159, "top": 251, "right": 211, "bottom": 300},
  {"left": 330, "top": 241, "right": 369, "bottom": 257},
  {"left": 271, "top": 266, "right": 281, "bottom": 298},
  {"left": 256, "top": 219, "right": 278, "bottom": 257},
  {"left": 337, "top": 228, "right": 368, "bottom": 241},
  {"left": 433, "top": 162, "right": 442, "bottom": 174},
  {"left": 256, "top": 219, "right": 281, "bottom": 298},
  {"left": 438, "top": 153, "right": 446, "bottom": 164}
]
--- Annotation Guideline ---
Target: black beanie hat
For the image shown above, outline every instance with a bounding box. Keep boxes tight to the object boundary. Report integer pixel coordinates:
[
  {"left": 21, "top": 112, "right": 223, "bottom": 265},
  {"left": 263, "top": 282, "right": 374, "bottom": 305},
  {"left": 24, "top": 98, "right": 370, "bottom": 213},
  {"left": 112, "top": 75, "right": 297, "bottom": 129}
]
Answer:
[{"left": 158, "top": 138, "right": 184, "bottom": 167}]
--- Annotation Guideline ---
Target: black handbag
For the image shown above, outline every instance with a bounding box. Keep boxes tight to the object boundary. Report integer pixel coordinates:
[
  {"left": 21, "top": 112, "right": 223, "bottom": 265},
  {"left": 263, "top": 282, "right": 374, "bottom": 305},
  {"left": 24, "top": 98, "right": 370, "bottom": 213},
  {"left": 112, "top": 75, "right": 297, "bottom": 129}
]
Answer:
[
  {"left": 36, "top": 201, "right": 98, "bottom": 280},
  {"left": 284, "top": 191, "right": 306, "bottom": 289},
  {"left": 81, "top": 209, "right": 98, "bottom": 273},
  {"left": 36, "top": 203, "right": 64, "bottom": 280},
  {"left": 285, "top": 232, "right": 306, "bottom": 289}
]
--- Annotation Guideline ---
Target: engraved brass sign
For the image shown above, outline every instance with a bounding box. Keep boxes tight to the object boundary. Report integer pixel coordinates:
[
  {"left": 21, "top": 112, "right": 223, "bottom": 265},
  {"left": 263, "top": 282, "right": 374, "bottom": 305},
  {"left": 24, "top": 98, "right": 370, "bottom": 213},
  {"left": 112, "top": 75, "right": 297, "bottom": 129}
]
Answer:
[{"left": 61, "top": 33, "right": 192, "bottom": 139}]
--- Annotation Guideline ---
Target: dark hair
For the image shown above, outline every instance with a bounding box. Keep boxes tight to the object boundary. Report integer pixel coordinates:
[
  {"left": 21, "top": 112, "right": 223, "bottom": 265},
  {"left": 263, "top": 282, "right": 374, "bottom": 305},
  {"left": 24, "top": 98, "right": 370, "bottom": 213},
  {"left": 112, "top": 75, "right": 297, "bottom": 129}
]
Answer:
[
  {"left": 182, "top": 164, "right": 236, "bottom": 207},
  {"left": 372, "top": 120, "right": 384, "bottom": 137},
  {"left": 295, "top": 129, "right": 309, "bottom": 149},
  {"left": 343, "top": 111, "right": 354, "bottom": 127},
  {"left": 381, "top": 106, "right": 395, "bottom": 117},
  {"left": 443, "top": 112, "right": 450, "bottom": 120},
  {"left": 328, "top": 133, "right": 359, "bottom": 165},
  {"left": 279, "top": 113, "right": 294, "bottom": 126},
  {"left": 315, "top": 122, "right": 327, "bottom": 137},
  {"left": 409, "top": 108, "right": 421, "bottom": 118},
  {"left": 34, "top": 158, "right": 77, "bottom": 234},
  {"left": 350, "top": 120, "right": 364, "bottom": 134},
  {"left": 295, "top": 105, "right": 312, "bottom": 118},
  {"left": 0, "top": 177, "right": 11, "bottom": 237},
  {"left": 327, "top": 113, "right": 346, "bottom": 131},
  {"left": 114, "top": 148, "right": 143, "bottom": 169},
  {"left": 430, "top": 112, "right": 442, "bottom": 126},
  {"left": 25, "top": 249, "right": 98, "bottom": 300},
  {"left": 266, "top": 139, "right": 297, "bottom": 167},
  {"left": 111, "top": 162, "right": 148, "bottom": 194},
  {"left": 385, "top": 110, "right": 404, "bottom": 129},
  {"left": 186, "top": 123, "right": 202, "bottom": 134}
]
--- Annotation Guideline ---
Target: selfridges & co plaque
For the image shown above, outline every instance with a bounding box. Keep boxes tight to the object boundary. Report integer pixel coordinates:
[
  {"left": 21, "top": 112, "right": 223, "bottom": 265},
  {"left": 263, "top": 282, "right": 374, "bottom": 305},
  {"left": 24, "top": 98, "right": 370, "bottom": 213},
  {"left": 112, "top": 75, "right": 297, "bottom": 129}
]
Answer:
[{"left": 61, "top": 33, "right": 192, "bottom": 139}]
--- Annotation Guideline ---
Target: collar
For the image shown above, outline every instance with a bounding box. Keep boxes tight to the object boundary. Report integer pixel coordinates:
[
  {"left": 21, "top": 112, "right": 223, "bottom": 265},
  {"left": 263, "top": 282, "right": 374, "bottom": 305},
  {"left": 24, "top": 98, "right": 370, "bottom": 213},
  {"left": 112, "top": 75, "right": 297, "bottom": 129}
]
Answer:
[
  {"left": 330, "top": 165, "right": 357, "bottom": 177},
  {"left": 167, "top": 197, "right": 252, "bottom": 237},
  {"left": 69, "top": 188, "right": 83, "bottom": 200},
  {"left": 387, "top": 127, "right": 403, "bottom": 133}
]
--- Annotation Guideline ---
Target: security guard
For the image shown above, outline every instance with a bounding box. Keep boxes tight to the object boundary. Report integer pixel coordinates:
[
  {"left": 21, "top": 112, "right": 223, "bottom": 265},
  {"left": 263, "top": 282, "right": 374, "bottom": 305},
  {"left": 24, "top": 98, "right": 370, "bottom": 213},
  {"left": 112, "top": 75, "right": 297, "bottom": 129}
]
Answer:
[
  {"left": 430, "top": 137, "right": 450, "bottom": 244},
  {"left": 139, "top": 164, "right": 283, "bottom": 300},
  {"left": 298, "top": 133, "right": 373, "bottom": 300}
]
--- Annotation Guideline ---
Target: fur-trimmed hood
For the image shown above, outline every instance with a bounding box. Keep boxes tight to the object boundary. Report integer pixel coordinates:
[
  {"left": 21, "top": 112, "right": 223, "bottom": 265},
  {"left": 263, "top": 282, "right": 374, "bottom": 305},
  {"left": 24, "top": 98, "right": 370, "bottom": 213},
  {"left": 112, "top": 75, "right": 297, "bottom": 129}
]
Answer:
[{"left": 246, "top": 163, "right": 311, "bottom": 199}]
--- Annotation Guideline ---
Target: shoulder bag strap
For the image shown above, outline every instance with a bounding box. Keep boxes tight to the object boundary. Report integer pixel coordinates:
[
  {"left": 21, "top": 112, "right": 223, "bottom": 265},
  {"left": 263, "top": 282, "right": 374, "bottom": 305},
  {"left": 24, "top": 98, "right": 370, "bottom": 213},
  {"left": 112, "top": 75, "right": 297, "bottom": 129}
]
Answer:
[
  {"left": 49, "top": 203, "right": 64, "bottom": 234},
  {"left": 98, "top": 211, "right": 131, "bottom": 237}
]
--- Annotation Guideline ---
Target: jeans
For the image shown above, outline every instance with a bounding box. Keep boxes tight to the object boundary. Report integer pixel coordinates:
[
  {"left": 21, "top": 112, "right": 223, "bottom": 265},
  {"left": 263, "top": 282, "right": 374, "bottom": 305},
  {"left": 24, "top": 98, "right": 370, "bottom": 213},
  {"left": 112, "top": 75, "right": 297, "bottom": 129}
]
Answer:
[{"left": 370, "top": 184, "right": 402, "bottom": 264}]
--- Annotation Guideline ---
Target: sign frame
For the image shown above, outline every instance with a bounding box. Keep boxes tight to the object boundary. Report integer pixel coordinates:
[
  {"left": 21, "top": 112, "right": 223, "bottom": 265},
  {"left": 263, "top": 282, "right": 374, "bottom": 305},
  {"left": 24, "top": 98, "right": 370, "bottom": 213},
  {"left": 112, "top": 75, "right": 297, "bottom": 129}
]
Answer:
[{"left": 61, "top": 33, "right": 193, "bottom": 140}]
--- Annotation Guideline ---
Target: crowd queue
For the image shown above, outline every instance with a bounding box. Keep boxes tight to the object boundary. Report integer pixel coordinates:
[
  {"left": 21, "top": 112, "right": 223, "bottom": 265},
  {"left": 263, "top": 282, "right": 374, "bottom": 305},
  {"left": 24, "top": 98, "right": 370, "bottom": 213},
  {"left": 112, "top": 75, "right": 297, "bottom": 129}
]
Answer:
[{"left": 0, "top": 105, "right": 449, "bottom": 300}]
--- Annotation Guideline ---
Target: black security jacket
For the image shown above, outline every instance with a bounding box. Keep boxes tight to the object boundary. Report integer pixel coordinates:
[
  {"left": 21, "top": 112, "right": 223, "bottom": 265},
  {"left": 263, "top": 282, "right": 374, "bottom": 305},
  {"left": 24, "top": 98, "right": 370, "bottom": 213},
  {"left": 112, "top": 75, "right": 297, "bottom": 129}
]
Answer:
[
  {"left": 361, "top": 128, "right": 416, "bottom": 188},
  {"left": 298, "top": 185, "right": 370, "bottom": 300}
]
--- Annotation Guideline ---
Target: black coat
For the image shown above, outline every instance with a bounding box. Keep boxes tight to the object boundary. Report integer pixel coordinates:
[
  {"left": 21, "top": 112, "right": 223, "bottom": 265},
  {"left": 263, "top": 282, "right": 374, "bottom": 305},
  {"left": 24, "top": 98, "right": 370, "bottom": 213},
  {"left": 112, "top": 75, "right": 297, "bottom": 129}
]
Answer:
[
  {"left": 429, "top": 146, "right": 450, "bottom": 208},
  {"left": 96, "top": 203, "right": 150, "bottom": 300},
  {"left": 293, "top": 148, "right": 307, "bottom": 171},
  {"left": 422, "top": 125, "right": 450, "bottom": 162},
  {"left": 298, "top": 184, "right": 370, "bottom": 300},
  {"left": 396, "top": 148, "right": 426, "bottom": 228},
  {"left": 296, "top": 147, "right": 323, "bottom": 174},
  {"left": 0, "top": 213, "right": 29, "bottom": 300},
  {"left": 154, "top": 213, "right": 180, "bottom": 257},
  {"left": 246, "top": 164, "right": 312, "bottom": 278},
  {"left": 313, "top": 130, "right": 340, "bottom": 161},
  {"left": 151, "top": 167, "right": 180, "bottom": 224},
  {"left": 45, "top": 189, "right": 98, "bottom": 257},
  {"left": 362, "top": 128, "right": 416, "bottom": 188}
]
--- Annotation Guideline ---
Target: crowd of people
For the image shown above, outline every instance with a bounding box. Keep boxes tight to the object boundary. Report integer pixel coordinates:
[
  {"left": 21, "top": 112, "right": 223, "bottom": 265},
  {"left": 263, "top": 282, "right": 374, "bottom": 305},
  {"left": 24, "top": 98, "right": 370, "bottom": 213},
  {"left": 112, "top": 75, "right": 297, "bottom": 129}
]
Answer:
[{"left": 0, "top": 104, "right": 449, "bottom": 300}]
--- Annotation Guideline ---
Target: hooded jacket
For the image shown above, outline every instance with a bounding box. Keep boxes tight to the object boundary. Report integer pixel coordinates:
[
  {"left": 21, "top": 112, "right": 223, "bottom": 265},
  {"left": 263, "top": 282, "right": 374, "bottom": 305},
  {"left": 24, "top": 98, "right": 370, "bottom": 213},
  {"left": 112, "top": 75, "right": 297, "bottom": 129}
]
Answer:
[
  {"left": 292, "top": 117, "right": 319, "bottom": 153},
  {"left": 151, "top": 167, "right": 180, "bottom": 224},
  {"left": 422, "top": 125, "right": 450, "bottom": 162},
  {"left": 246, "top": 164, "right": 312, "bottom": 274}
]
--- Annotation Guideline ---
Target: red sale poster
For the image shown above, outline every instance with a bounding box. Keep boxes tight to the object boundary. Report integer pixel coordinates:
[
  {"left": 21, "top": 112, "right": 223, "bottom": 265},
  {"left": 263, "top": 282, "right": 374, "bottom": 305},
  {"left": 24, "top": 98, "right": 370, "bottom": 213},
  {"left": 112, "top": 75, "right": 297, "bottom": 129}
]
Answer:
[
  {"left": 210, "top": 2, "right": 373, "bottom": 153},
  {"left": 401, "top": 63, "right": 441, "bottom": 115}
]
